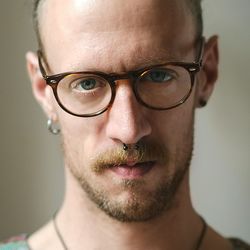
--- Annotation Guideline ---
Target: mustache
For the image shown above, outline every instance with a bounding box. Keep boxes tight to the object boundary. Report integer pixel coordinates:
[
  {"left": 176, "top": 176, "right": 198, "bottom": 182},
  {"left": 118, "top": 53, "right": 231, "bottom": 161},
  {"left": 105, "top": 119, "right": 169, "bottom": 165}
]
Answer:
[{"left": 91, "top": 140, "right": 169, "bottom": 173}]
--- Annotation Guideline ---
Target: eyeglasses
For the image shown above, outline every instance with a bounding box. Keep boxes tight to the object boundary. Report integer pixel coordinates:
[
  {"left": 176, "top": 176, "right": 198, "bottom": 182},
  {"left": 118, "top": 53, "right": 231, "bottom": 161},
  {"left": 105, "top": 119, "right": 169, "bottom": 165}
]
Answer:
[{"left": 38, "top": 38, "right": 204, "bottom": 117}]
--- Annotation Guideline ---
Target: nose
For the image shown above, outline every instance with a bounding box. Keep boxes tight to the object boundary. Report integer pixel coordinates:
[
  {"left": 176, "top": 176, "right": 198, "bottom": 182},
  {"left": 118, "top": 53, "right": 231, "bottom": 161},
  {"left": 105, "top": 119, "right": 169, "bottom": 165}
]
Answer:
[{"left": 106, "top": 80, "right": 152, "bottom": 144}]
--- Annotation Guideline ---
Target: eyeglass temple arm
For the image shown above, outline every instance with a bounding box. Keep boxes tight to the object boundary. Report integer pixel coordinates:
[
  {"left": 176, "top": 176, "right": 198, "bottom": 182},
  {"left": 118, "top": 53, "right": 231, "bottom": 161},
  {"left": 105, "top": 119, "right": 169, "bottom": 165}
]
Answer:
[
  {"left": 37, "top": 50, "right": 48, "bottom": 79},
  {"left": 196, "top": 36, "right": 205, "bottom": 66}
]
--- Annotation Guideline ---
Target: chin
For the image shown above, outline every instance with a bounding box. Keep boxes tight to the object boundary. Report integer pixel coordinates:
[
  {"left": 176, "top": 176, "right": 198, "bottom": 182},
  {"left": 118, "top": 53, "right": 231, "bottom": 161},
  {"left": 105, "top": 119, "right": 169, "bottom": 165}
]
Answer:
[{"left": 76, "top": 165, "right": 188, "bottom": 222}]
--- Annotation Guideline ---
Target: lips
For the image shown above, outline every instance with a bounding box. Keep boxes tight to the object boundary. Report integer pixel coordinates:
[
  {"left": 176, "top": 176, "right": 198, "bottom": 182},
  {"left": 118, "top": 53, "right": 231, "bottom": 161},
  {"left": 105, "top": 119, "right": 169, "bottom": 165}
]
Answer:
[{"left": 110, "top": 161, "right": 155, "bottom": 179}]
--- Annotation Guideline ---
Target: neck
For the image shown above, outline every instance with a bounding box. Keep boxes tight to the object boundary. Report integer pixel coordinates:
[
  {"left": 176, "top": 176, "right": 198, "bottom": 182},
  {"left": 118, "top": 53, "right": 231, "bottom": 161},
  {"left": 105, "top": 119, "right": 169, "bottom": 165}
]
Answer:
[{"left": 56, "top": 167, "right": 203, "bottom": 250}]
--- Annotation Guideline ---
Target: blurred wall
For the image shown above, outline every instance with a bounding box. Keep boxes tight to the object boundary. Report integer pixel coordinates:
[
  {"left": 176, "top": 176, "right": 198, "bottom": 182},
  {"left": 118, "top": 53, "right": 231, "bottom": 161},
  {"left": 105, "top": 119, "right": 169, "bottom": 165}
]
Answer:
[
  {"left": 191, "top": 0, "right": 250, "bottom": 241},
  {"left": 0, "top": 0, "right": 249, "bottom": 241},
  {"left": 0, "top": 0, "right": 63, "bottom": 238}
]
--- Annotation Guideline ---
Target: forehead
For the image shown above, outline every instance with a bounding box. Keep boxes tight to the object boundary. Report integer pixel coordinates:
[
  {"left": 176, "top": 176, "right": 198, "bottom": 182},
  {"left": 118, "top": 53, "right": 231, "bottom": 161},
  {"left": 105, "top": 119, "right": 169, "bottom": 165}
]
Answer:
[
  {"left": 40, "top": 0, "right": 195, "bottom": 72},
  {"left": 41, "top": 0, "right": 188, "bottom": 30}
]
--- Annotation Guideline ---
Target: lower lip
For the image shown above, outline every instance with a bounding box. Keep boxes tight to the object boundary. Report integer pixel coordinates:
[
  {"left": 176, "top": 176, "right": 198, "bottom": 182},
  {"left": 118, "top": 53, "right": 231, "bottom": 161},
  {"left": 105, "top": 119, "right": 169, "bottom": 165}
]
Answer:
[{"left": 110, "top": 162, "right": 155, "bottom": 179}]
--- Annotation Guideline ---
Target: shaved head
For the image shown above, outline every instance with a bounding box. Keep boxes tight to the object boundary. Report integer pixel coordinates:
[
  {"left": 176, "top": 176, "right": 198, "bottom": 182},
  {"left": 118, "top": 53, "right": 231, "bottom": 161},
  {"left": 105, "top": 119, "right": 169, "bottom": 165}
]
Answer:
[
  {"left": 33, "top": 0, "right": 203, "bottom": 50},
  {"left": 27, "top": 0, "right": 219, "bottom": 226}
]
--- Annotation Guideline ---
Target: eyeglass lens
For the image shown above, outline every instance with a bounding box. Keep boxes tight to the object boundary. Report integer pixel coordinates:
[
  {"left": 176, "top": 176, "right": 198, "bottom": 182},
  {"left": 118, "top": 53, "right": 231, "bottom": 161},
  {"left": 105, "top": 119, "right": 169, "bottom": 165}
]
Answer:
[{"left": 55, "top": 65, "right": 192, "bottom": 116}]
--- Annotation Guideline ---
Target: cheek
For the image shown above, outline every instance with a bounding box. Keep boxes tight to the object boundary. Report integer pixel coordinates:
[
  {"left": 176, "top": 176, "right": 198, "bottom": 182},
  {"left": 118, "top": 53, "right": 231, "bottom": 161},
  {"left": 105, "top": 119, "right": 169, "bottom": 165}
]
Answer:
[
  {"left": 58, "top": 111, "right": 108, "bottom": 162},
  {"left": 151, "top": 81, "right": 196, "bottom": 131},
  {"left": 151, "top": 106, "right": 195, "bottom": 176},
  {"left": 152, "top": 104, "right": 194, "bottom": 141}
]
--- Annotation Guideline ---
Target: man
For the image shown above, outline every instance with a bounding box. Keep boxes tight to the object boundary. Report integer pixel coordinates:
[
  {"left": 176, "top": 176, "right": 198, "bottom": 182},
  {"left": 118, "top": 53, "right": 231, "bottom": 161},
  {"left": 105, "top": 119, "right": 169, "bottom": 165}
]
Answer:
[{"left": 0, "top": 0, "right": 249, "bottom": 249}]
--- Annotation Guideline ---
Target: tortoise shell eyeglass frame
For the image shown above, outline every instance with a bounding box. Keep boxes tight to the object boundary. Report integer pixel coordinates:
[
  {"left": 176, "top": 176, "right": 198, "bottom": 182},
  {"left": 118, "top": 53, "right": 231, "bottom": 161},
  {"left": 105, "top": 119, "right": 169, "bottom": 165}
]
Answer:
[{"left": 37, "top": 37, "right": 205, "bottom": 117}]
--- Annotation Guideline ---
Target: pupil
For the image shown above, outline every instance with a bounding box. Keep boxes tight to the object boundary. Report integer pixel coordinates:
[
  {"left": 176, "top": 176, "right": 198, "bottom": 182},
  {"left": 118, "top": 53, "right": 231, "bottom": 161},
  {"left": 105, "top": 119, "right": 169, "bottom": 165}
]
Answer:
[
  {"left": 150, "top": 71, "right": 167, "bottom": 81},
  {"left": 81, "top": 79, "right": 96, "bottom": 90}
]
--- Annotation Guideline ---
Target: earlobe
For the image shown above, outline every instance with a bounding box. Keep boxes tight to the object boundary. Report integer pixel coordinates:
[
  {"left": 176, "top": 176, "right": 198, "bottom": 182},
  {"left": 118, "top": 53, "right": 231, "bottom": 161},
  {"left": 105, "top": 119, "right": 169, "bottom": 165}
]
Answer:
[
  {"left": 195, "top": 35, "right": 219, "bottom": 108},
  {"left": 26, "top": 51, "right": 57, "bottom": 119}
]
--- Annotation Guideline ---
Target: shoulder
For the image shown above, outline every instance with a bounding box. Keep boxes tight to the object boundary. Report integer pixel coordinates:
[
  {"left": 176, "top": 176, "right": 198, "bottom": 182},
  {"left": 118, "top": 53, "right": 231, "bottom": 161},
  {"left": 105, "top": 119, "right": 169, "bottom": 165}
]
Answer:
[
  {"left": 0, "top": 235, "right": 30, "bottom": 250},
  {"left": 229, "top": 238, "right": 250, "bottom": 250}
]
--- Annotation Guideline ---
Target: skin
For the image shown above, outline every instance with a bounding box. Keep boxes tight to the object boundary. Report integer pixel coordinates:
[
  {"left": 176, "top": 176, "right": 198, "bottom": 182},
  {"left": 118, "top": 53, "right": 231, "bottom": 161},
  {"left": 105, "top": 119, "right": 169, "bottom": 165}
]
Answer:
[{"left": 26, "top": 0, "right": 232, "bottom": 249}]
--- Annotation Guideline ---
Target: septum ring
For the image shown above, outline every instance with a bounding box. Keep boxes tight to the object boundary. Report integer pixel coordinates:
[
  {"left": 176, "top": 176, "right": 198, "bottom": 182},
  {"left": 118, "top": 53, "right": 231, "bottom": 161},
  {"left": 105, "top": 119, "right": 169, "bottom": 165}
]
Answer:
[{"left": 123, "top": 143, "right": 139, "bottom": 151}]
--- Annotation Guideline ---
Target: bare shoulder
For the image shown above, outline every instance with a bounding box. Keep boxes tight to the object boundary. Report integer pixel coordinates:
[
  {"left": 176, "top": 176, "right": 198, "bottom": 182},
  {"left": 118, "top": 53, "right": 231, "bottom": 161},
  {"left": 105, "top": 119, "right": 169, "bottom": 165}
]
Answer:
[
  {"left": 27, "top": 221, "right": 61, "bottom": 250},
  {"left": 202, "top": 227, "right": 250, "bottom": 250}
]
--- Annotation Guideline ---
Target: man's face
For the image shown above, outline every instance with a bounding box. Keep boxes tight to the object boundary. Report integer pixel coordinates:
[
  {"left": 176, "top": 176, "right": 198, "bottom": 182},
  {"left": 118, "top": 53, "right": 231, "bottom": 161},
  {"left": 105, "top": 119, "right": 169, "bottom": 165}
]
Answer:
[{"left": 39, "top": 0, "right": 201, "bottom": 221}]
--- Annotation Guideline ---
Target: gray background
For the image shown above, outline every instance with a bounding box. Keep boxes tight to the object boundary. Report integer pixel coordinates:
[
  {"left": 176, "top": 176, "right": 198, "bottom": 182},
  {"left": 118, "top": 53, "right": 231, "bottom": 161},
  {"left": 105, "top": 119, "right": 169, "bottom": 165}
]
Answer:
[{"left": 0, "top": 0, "right": 249, "bottom": 242}]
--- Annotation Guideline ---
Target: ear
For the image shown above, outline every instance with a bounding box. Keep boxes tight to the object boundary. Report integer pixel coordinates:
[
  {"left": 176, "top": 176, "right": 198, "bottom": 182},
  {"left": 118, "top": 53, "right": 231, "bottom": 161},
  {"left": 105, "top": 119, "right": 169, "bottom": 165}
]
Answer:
[
  {"left": 195, "top": 35, "right": 219, "bottom": 108},
  {"left": 26, "top": 51, "right": 58, "bottom": 121}
]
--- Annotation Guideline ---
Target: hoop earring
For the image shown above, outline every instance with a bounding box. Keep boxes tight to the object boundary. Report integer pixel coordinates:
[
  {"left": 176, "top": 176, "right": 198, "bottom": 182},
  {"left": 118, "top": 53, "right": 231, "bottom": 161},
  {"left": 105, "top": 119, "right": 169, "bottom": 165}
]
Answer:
[{"left": 47, "top": 119, "right": 60, "bottom": 135}]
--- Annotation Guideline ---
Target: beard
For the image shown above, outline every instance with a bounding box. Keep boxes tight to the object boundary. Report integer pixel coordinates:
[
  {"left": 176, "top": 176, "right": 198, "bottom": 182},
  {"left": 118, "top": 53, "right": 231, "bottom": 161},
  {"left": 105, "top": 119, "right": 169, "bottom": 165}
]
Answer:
[{"left": 62, "top": 116, "right": 194, "bottom": 223}]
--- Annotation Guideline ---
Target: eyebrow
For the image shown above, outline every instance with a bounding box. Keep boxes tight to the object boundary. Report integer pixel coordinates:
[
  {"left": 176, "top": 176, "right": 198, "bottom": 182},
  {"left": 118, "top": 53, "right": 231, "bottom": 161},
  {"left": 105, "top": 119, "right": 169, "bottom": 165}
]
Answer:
[
  {"left": 45, "top": 44, "right": 193, "bottom": 75},
  {"left": 74, "top": 51, "right": 187, "bottom": 74},
  {"left": 134, "top": 56, "right": 179, "bottom": 70},
  {"left": 129, "top": 49, "right": 185, "bottom": 70}
]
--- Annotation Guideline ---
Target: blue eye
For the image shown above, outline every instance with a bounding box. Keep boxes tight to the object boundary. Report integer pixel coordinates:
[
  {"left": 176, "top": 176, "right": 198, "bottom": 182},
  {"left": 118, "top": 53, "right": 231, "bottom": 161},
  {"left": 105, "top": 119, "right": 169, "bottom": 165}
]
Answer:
[
  {"left": 68, "top": 74, "right": 108, "bottom": 94},
  {"left": 145, "top": 69, "right": 173, "bottom": 83},
  {"left": 77, "top": 78, "right": 97, "bottom": 90}
]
